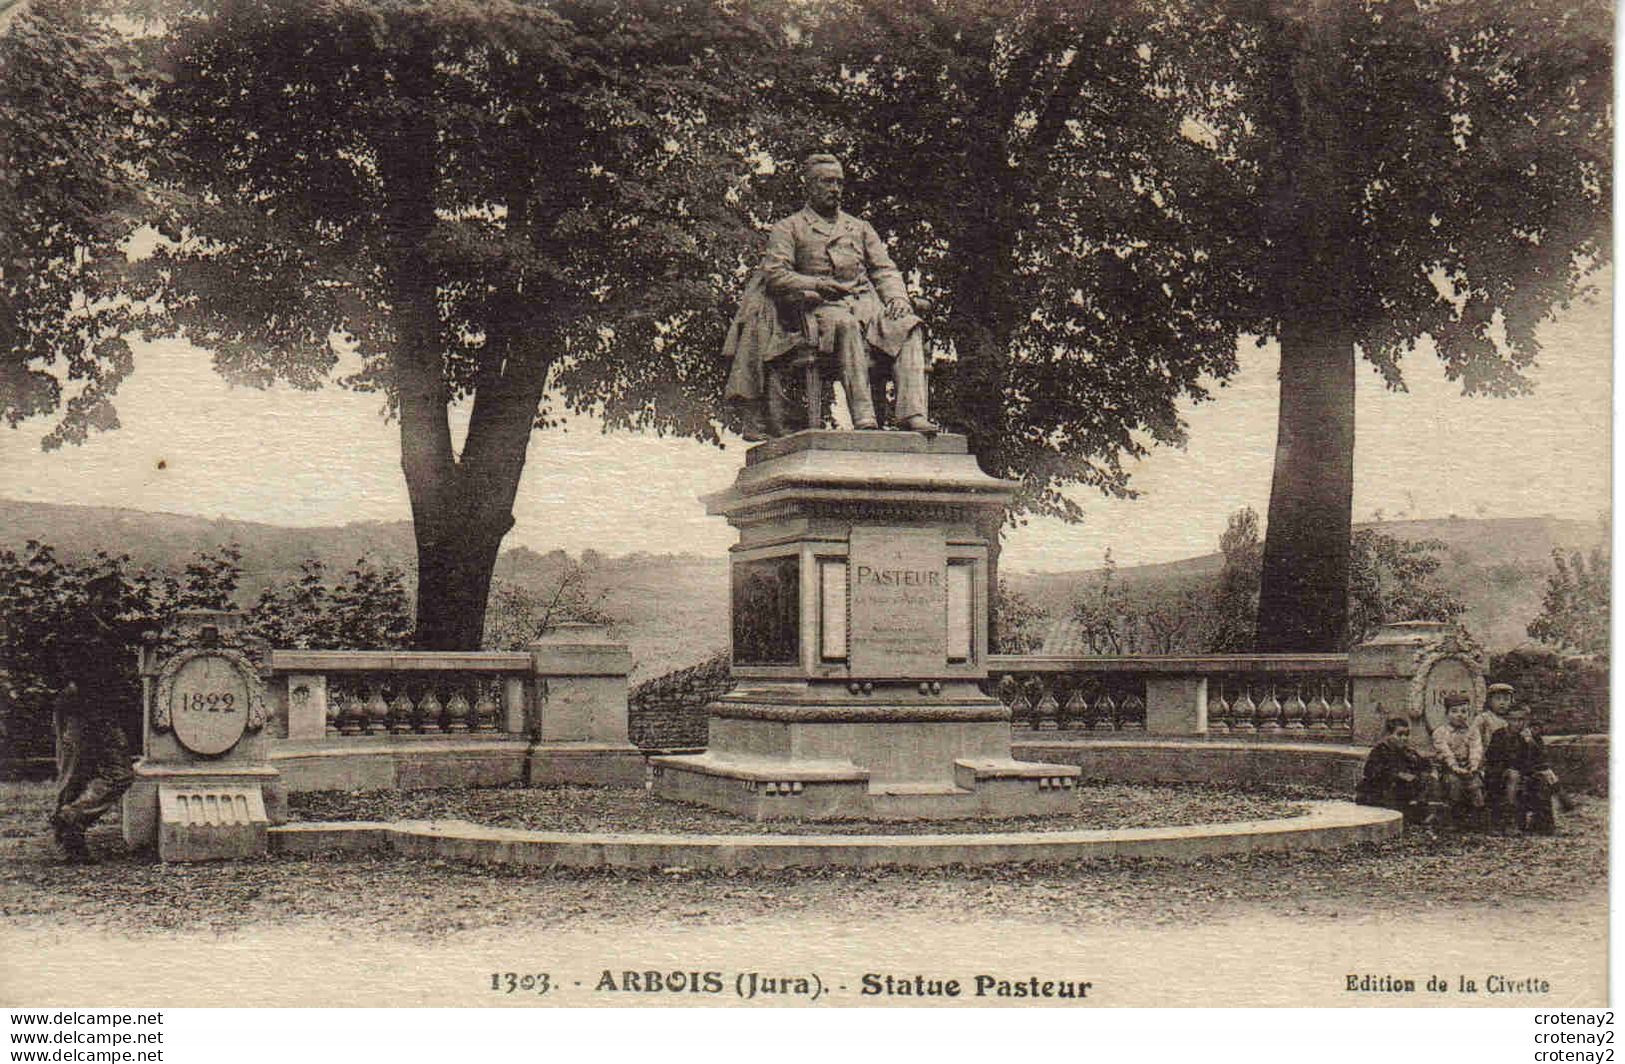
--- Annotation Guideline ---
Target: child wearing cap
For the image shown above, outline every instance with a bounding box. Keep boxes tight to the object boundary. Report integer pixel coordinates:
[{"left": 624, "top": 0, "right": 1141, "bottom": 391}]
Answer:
[
  {"left": 1474, "top": 682, "right": 1514, "bottom": 750},
  {"left": 1483, "top": 703, "right": 1560, "bottom": 834},
  {"left": 1431, "top": 693, "right": 1486, "bottom": 828}
]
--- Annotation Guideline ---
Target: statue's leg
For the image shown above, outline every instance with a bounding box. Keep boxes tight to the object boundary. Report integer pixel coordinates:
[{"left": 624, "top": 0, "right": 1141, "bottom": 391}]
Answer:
[
  {"left": 835, "top": 321, "right": 878, "bottom": 429},
  {"left": 892, "top": 328, "right": 937, "bottom": 432}
]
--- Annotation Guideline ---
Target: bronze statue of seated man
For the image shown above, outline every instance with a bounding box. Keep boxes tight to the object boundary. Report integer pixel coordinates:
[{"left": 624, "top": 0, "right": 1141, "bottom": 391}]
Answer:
[{"left": 723, "top": 153, "right": 937, "bottom": 440}]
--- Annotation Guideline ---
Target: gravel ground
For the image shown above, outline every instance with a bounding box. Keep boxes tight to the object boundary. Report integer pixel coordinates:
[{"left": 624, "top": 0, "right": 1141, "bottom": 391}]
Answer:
[
  {"left": 287, "top": 781, "right": 1311, "bottom": 835},
  {"left": 0, "top": 781, "right": 1607, "bottom": 941}
]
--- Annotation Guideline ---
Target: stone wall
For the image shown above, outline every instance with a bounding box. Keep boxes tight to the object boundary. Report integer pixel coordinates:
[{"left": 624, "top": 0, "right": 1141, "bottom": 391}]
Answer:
[
  {"left": 1545, "top": 735, "right": 1609, "bottom": 796},
  {"left": 628, "top": 652, "right": 732, "bottom": 750}
]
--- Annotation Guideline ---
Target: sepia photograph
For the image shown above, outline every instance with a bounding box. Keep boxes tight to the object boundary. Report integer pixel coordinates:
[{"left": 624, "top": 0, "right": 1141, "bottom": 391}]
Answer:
[{"left": 0, "top": 0, "right": 1612, "bottom": 1030}]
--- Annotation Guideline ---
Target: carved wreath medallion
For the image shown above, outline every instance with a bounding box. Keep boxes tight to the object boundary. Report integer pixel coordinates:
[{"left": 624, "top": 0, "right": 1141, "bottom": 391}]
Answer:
[{"left": 152, "top": 646, "right": 268, "bottom": 754}]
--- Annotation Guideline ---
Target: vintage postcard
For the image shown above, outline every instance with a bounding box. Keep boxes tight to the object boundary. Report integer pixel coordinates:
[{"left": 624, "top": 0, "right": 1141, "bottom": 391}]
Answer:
[{"left": 0, "top": 0, "right": 1611, "bottom": 1033}]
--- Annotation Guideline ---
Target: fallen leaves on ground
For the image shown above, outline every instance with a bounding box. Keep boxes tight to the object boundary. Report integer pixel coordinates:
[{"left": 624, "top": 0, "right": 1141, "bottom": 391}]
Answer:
[
  {"left": 0, "top": 781, "right": 1606, "bottom": 941},
  {"left": 286, "top": 781, "right": 1309, "bottom": 836}
]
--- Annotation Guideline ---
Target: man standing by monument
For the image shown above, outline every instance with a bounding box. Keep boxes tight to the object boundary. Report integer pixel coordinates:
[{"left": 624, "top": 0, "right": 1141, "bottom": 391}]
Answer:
[
  {"left": 725, "top": 153, "right": 938, "bottom": 436},
  {"left": 47, "top": 573, "right": 136, "bottom": 863}
]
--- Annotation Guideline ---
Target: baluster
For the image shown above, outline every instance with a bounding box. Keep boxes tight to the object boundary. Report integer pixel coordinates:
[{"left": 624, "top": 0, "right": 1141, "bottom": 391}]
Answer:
[
  {"left": 416, "top": 683, "right": 444, "bottom": 734},
  {"left": 445, "top": 681, "right": 471, "bottom": 734},
  {"left": 1232, "top": 683, "right": 1258, "bottom": 734},
  {"left": 1258, "top": 684, "right": 1284, "bottom": 734},
  {"left": 473, "top": 679, "right": 499, "bottom": 733},
  {"left": 388, "top": 683, "right": 414, "bottom": 735},
  {"left": 1061, "top": 684, "right": 1087, "bottom": 731},
  {"left": 1004, "top": 675, "right": 1031, "bottom": 726},
  {"left": 1119, "top": 690, "right": 1146, "bottom": 732},
  {"left": 1208, "top": 680, "right": 1232, "bottom": 734},
  {"left": 360, "top": 681, "right": 387, "bottom": 735},
  {"left": 1074, "top": 687, "right": 1098, "bottom": 731},
  {"left": 1049, "top": 678, "right": 1070, "bottom": 730},
  {"left": 1332, "top": 680, "right": 1354, "bottom": 735},
  {"left": 336, "top": 681, "right": 363, "bottom": 737},
  {"left": 1094, "top": 691, "right": 1118, "bottom": 732},
  {"left": 997, "top": 673, "right": 1022, "bottom": 713},
  {"left": 323, "top": 678, "right": 341, "bottom": 737},
  {"left": 1308, "top": 682, "right": 1332, "bottom": 733},
  {"left": 1034, "top": 681, "right": 1060, "bottom": 730},
  {"left": 1284, "top": 682, "right": 1308, "bottom": 732}
]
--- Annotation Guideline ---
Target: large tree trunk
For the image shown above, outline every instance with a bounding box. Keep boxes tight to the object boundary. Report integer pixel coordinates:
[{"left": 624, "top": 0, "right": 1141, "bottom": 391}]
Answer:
[
  {"left": 1252, "top": 0, "right": 1357, "bottom": 652},
  {"left": 1254, "top": 318, "right": 1354, "bottom": 651},
  {"left": 376, "top": 34, "right": 547, "bottom": 651},
  {"left": 411, "top": 508, "right": 513, "bottom": 650}
]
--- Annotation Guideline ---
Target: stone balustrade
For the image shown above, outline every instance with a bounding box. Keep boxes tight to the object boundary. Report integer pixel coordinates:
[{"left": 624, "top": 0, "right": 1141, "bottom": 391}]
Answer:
[
  {"left": 272, "top": 650, "right": 534, "bottom": 740},
  {"left": 988, "top": 653, "right": 1352, "bottom": 740},
  {"left": 259, "top": 624, "right": 646, "bottom": 793},
  {"left": 267, "top": 623, "right": 635, "bottom": 747}
]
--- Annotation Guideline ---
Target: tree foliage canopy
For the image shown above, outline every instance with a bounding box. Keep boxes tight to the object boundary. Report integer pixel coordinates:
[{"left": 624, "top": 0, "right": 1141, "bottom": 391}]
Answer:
[
  {"left": 17, "top": 0, "right": 796, "bottom": 647},
  {"left": 1345, "top": 529, "right": 1466, "bottom": 647},
  {"left": 764, "top": 0, "right": 1265, "bottom": 520},
  {"left": 1231, "top": 0, "right": 1611, "bottom": 390},
  {"left": 2, "top": 0, "right": 1610, "bottom": 651},
  {"left": 1, "top": 0, "right": 156, "bottom": 446},
  {"left": 1527, "top": 544, "right": 1609, "bottom": 656}
]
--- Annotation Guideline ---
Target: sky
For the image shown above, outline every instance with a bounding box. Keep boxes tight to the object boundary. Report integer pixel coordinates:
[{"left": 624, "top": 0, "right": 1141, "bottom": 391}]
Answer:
[{"left": 0, "top": 278, "right": 1611, "bottom": 573}]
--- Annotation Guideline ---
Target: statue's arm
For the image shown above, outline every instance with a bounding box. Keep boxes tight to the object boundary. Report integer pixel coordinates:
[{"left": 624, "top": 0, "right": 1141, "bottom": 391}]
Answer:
[
  {"left": 761, "top": 218, "right": 824, "bottom": 299},
  {"left": 863, "top": 222, "right": 909, "bottom": 306}
]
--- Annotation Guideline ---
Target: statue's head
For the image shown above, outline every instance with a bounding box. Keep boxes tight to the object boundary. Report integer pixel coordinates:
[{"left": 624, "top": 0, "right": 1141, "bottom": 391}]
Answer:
[{"left": 803, "top": 153, "right": 844, "bottom": 214}]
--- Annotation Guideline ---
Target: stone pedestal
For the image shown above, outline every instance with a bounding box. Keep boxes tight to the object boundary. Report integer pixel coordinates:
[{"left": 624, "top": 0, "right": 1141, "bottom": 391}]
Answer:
[
  {"left": 123, "top": 610, "right": 286, "bottom": 860},
  {"left": 530, "top": 624, "right": 635, "bottom": 744},
  {"left": 652, "top": 431, "right": 1078, "bottom": 820},
  {"left": 1349, "top": 621, "right": 1485, "bottom": 751}
]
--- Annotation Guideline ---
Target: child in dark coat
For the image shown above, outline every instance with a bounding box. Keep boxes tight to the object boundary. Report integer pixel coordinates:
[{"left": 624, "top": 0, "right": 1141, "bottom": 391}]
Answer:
[
  {"left": 1357, "top": 716, "right": 1439, "bottom": 824},
  {"left": 1483, "top": 704, "right": 1561, "bottom": 835}
]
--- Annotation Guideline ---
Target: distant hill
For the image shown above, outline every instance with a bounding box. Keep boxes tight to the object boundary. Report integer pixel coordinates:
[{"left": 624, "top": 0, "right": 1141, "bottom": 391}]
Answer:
[
  {"left": 1005, "top": 515, "right": 1607, "bottom": 654},
  {"left": 0, "top": 501, "right": 1604, "bottom": 671},
  {"left": 0, "top": 498, "right": 419, "bottom": 605},
  {"left": 0, "top": 498, "right": 727, "bottom": 682}
]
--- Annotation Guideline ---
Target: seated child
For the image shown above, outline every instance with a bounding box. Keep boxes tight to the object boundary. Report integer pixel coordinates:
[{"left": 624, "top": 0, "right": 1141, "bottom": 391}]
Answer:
[
  {"left": 1431, "top": 693, "right": 1487, "bottom": 828},
  {"left": 1473, "top": 682, "right": 1514, "bottom": 750},
  {"left": 1483, "top": 703, "right": 1561, "bottom": 835},
  {"left": 1356, "top": 715, "right": 1439, "bottom": 824}
]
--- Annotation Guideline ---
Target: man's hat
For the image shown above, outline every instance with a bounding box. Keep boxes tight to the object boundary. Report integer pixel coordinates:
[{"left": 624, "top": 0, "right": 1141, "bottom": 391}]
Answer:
[
  {"left": 1487, "top": 683, "right": 1515, "bottom": 696},
  {"left": 1442, "top": 693, "right": 1471, "bottom": 708}
]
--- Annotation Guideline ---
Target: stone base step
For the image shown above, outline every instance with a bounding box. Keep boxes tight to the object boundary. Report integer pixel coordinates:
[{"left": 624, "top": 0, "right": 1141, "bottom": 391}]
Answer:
[
  {"left": 649, "top": 751, "right": 1079, "bottom": 822},
  {"left": 868, "top": 782, "right": 971, "bottom": 797}
]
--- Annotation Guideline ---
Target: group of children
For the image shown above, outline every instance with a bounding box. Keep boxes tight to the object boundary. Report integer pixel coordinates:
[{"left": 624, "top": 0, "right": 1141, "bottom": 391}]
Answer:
[{"left": 1356, "top": 683, "right": 1573, "bottom": 834}]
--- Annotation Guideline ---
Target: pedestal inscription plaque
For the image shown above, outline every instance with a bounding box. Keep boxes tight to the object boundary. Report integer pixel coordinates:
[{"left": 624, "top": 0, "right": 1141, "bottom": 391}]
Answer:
[{"left": 848, "top": 527, "right": 946, "bottom": 678}]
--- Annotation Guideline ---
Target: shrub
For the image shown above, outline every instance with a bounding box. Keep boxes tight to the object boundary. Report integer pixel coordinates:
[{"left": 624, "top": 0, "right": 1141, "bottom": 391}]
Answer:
[{"left": 1488, "top": 648, "right": 1609, "bottom": 736}]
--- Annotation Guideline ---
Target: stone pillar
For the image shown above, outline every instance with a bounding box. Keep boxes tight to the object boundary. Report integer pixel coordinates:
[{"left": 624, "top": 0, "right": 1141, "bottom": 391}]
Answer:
[
  {"left": 651, "top": 431, "right": 1079, "bottom": 820},
  {"left": 1145, "top": 675, "right": 1208, "bottom": 737},
  {"left": 529, "top": 623, "right": 633, "bottom": 744},
  {"left": 284, "top": 674, "right": 328, "bottom": 740},
  {"left": 1348, "top": 621, "right": 1485, "bottom": 752},
  {"left": 502, "top": 676, "right": 527, "bottom": 735},
  {"left": 123, "top": 609, "right": 285, "bottom": 861}
]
